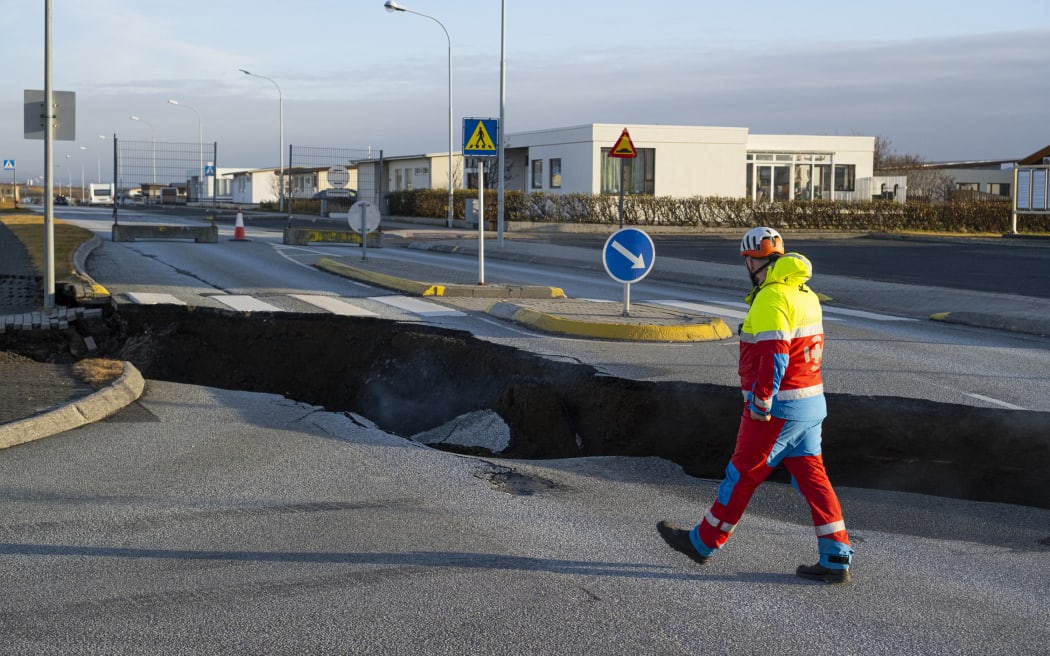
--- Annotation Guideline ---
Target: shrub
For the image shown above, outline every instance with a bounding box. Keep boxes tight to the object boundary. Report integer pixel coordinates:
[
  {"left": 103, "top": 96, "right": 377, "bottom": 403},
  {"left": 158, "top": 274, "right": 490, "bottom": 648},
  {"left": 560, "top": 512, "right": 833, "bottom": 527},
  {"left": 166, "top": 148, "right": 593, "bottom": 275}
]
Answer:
[{"left": 383, "top": 189, "right": 1035, "bottom": 233}]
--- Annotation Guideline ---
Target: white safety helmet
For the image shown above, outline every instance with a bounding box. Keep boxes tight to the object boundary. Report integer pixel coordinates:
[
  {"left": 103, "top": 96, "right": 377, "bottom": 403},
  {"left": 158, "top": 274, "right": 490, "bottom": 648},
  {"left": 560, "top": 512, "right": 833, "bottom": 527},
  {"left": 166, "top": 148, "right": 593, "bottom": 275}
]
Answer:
[{"left": 739, "top": 227, "right": 785, "bottom": 258}]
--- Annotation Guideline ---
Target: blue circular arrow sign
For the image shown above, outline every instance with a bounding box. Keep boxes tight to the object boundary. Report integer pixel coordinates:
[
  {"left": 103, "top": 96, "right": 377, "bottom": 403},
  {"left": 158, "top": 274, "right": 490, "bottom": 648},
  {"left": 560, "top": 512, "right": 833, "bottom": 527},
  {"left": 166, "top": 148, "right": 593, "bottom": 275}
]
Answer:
[{"left": 602, "top": 227, "right": 656, "bottom": 284}]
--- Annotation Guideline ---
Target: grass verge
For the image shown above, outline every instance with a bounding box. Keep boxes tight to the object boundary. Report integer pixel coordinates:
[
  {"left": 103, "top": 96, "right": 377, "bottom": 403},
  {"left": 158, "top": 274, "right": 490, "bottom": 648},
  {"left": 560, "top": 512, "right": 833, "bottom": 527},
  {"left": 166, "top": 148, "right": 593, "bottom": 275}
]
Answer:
[
  {"left": 0, "top": 213, "right": 96, "bottom": 279},
  {"left": 71, "top": 358, "right": 124, "bottom": 390}
]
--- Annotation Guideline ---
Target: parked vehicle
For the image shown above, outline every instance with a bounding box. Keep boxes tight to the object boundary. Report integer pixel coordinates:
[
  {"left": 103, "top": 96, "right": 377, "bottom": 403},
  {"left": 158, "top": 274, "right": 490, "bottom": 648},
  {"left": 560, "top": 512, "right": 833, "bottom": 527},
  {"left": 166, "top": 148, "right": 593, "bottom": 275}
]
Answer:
[{"left": 88, "top": 183, "right": 114, "bottom": 206}]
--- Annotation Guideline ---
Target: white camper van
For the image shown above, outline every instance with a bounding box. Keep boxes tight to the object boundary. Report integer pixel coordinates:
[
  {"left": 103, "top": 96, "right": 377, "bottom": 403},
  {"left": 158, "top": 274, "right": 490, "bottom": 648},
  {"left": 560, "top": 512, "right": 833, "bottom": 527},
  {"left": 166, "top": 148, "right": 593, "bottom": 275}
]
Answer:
[{"left": 88, "top": 183, "right": 114, "bottom": 206}]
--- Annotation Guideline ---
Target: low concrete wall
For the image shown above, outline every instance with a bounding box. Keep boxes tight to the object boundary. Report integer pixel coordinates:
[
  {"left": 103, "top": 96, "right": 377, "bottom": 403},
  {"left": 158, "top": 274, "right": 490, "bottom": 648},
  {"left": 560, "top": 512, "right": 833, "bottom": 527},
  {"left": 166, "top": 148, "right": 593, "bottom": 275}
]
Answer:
[
  {"left": 112, "top": 224, "right": 218, "bottom": 243},
  {"left": 283, "top": 228, "right": 383, "bottom": 248}
]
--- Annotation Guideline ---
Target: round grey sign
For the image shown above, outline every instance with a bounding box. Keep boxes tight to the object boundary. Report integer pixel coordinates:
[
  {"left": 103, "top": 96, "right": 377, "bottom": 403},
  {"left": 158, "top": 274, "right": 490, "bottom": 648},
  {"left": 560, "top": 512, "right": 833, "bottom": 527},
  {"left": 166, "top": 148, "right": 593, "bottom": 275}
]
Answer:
[{"left": 328, "top": 165, "right": 349, "bottom": 189}]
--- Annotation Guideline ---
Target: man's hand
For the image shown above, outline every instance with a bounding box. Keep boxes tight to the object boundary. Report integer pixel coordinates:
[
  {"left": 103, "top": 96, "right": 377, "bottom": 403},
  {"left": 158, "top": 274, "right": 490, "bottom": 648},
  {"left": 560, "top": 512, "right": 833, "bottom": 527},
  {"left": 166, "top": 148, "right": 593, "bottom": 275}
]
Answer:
[{"left": 749, "top": 408, "right": 771, "bottom": 422}]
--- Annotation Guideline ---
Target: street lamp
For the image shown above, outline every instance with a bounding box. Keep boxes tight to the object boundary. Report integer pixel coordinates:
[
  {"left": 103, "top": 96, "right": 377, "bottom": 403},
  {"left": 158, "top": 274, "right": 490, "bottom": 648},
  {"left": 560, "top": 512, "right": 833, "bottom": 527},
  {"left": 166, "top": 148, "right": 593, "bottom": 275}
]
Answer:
[
  {"left": 384, "top": 0, "right": 454, "bottom": 228},
  {"left": 98, "top": 135, "right": 107, "bottom": 184},
  {"left": 62, "top": 155, "right": 74, "bottom": 198},
  {"left": 64, "top": 153, "right": 84, "bottom": 199},
  {"left": 239, "top": 69, "right": 284, "bottom": 213},
  {"left": 129, "top": 115, "right": 156, "bottom": 183},
  {"left": 77, "top": 147, "right": 93, "bottom": 194},
  {"left": 80, "top": 145, "right": 100, "bottom": 185},
  {"left": 168, "top": 98, "right": 204, "bottom": 202}
]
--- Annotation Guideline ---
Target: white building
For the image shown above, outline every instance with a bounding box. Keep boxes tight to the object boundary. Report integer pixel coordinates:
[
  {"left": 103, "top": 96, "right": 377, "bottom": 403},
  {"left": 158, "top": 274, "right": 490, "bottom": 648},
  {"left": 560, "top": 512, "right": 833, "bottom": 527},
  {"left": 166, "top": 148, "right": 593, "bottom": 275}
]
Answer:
[
  {"left": 229, "top": 168, "right": 279, "bottom": 206},
  {"left": 382, "top": 152, "right": 461, "bottom": 192},
  {"left": 504, "top": 123, "right": 882, "bottom": 201}
]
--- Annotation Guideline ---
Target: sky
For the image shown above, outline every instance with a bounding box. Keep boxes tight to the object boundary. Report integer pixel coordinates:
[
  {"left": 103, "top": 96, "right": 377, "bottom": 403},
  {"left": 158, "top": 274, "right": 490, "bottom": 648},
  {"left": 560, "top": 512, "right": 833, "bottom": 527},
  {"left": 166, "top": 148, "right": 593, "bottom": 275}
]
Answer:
[{"left": 3, "top": 0, "right": 1050, "bottom": 183}]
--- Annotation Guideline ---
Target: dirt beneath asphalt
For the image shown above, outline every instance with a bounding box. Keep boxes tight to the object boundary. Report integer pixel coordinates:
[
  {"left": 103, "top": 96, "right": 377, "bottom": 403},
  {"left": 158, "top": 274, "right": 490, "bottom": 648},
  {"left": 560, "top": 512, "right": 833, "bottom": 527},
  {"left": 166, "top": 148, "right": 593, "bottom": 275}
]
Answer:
[{"left": 3, "top": 302, "right": 1049, "bottom": 509}]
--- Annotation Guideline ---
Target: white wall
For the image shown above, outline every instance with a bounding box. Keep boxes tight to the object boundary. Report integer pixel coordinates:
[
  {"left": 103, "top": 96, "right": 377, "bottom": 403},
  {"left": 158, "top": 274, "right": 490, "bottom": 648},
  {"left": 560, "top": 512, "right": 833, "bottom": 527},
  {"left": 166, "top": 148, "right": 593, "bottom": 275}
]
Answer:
[
  {"left": 747, "top": 134, "right": 875, "bottom": 179},
  {"left": 506, "top": 124, "right": 753, "bottom": 197},
  {"left": 231, "top": 170, "right": 277, "bottom": 205}
]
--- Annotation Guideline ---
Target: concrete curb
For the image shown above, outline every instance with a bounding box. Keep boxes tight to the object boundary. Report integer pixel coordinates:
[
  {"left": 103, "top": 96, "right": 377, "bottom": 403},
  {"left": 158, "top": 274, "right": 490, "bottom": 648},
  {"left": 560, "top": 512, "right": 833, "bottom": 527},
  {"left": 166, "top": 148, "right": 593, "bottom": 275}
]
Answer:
[
  {"left": 317, "top": 257, "right": 440, "bottom": 296},
  {"left": 930, "top": 311, "right": 1049, "bottom": 337},
  {"left": 315, "top": 256, "right": 566, "bottom": 299},
  {"left": 487, "top": 301, "right": 733, "bottom": 342},
  {"left": 0, "top": 361, "right": 145, "bottom": 449},
  {"left": 71, "top": 235, "right": 111, "bottom": 302}
]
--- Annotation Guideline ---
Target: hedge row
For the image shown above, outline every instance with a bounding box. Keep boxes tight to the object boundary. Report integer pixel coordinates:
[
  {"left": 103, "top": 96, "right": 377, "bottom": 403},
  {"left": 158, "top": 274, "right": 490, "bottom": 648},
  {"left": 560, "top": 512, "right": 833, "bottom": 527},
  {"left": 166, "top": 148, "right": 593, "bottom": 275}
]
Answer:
[{"left": 385, "top": 189, "right": 1050, "bottom": 233}]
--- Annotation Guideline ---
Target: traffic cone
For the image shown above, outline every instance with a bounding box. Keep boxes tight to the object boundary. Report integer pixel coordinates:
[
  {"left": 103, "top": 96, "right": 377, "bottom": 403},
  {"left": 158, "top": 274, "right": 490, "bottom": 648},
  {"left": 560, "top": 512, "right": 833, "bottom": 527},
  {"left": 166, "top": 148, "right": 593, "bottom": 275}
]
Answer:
[{"left": 232, "top": 207, "right": 248, "bottom": 241}]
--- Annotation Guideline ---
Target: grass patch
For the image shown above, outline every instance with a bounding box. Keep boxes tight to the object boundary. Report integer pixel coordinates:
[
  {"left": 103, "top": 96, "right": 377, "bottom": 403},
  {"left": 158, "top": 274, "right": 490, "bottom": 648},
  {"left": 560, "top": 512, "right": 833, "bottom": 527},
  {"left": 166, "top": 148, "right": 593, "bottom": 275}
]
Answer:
[
  {"left": 71, "top": 358, "right": 124, "bottom": 390},
  {"left": 0, "top": 214, "right": 95, "bottom": 279}
]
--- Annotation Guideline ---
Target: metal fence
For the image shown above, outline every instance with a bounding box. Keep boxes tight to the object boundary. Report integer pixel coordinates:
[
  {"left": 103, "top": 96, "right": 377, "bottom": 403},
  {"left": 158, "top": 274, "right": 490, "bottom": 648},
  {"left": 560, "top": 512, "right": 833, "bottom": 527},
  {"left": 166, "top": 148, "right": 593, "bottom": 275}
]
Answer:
[
  {"left": 288, "top": 145, "right": 383, "bottom": 208},
  {"left": 114, "top": 137, "right": 218, "bottom": 224}
]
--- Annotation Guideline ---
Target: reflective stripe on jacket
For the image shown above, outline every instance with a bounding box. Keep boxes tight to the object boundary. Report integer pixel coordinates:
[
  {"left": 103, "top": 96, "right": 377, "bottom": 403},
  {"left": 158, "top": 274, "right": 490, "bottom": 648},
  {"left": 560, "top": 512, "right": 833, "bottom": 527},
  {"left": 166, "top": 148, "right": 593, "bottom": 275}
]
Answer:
[{"left": 739, "top": 252, "right": 827, "bottom": 421}]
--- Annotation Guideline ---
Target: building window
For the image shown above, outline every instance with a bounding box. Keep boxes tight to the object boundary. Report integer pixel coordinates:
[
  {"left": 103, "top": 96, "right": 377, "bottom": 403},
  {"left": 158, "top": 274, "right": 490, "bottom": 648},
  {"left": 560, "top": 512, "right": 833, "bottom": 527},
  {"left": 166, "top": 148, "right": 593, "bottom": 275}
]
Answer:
[
  {"left": 600, "top": 147, "right": 655, "bottom": 195},
  {"left": 550, "top": 158, "right": 562, "bottom": 188},
  {"left": 834, "top": 164, "right": 856, "bottom": 191},
  {"left": 531, "top": 159, "right": 543, "bottom": 189},
  {"left": 989, "top": 183, "right": 1011, "bottom": 196},
  {"left": 956, "top": 182, "right": 979, "bottom": 191}
]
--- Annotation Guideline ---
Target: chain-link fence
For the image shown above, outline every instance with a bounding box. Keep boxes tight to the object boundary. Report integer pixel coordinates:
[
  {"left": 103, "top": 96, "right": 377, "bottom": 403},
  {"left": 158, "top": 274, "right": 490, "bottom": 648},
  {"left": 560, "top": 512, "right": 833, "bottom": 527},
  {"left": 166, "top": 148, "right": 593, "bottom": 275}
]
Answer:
[
  {"left": 114, "top": 138, "right": 218, "bottom": 224},
  {"left": 288, "top": 146, "right": 383, "bottom": 215}
]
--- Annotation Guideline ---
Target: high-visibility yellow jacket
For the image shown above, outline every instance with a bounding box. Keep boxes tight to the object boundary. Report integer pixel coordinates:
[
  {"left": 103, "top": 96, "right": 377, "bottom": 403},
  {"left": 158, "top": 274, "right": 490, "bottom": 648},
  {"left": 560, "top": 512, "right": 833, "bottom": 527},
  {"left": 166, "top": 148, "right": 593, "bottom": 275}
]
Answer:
[{"left": 739, "top": 253, "right": 827, "bottom": 421}]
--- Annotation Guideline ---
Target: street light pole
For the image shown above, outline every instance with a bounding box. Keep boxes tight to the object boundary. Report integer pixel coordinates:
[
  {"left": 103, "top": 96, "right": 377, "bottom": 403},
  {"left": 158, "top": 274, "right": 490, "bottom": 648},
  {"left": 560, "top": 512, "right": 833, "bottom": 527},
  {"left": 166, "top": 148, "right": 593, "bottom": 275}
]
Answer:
[
  {"left": 239, "top": 69, "right": 284, "bottom": 213},
  {"left": 168, "top": 98, "right": 204, "bottom": 202},
  {"left": 384, "top": 0, "right": 454, "bottom": 228},
  {"left": 74, "top": 148, "right": 85, "bottom": 199},
  {"left": 129, "top": 115, "right": 156, "bottom": 184},
  {"left": 497, "top": 0, "right": 506, "bottom": 246},
  {"left": 81, "top": 144, "right": 100, "bottom": 184},
  {"left": 97, "top": 134, "right": 107, "bottom": 183}
]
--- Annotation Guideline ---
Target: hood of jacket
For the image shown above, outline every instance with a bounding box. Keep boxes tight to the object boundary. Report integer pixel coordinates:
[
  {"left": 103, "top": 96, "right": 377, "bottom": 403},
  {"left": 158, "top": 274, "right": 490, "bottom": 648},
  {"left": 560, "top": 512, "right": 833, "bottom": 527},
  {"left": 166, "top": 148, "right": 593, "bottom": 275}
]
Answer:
[
  {"left": 745, "top": 252, "right": 813, "bottom": 303},
  {"left": 764, "top": 252, "right": 812, "bottom": 286}
]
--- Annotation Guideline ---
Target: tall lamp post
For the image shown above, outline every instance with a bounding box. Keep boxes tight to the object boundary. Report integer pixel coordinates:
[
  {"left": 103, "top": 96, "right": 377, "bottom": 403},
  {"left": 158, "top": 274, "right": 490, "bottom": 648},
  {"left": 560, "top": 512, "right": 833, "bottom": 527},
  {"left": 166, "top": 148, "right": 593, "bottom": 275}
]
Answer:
[
  {"left": 97, "top": 134, "right": 107, "bottom": 183},
  {"left": 129, "top": 115, "right": 156, "bottom": 184},
  {"left": 65, "top": 153, "right": 83, "bottom": 201},
  {"left": 168, "top": 98, "right": 203, "bottom": 202},
  {"left": 239, "top": 69, "right": 284, "bottom": 213},
  {"left": 80, "top": 145, "right": 99, "bottom": 184},
  {"left": 384, "top": 0, "right": 454, "bottom": 228}
]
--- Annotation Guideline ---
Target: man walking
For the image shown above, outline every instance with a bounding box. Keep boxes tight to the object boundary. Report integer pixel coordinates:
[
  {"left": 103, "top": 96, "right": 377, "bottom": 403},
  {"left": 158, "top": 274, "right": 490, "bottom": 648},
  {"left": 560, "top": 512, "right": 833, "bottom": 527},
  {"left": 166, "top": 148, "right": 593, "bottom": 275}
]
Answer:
[{"left": 657, "top": 227, "right": 854, "bottom": 584}]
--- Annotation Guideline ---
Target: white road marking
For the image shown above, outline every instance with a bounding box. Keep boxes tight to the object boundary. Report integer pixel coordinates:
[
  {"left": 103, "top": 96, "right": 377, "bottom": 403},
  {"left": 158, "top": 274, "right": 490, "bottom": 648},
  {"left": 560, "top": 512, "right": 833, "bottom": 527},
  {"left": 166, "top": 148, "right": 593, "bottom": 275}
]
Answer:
[
  {"left": 369, "top": 295, "right": 466, "bottom": 317},
  {"left": 124, "top": 292, "right": 186, "bottom": 305},
  {"left": 289, "top": 294, "right": 379, "bottom": 317},
  {"left": 823, "top": 306, "right": 916, "bottom": 322},
  {"left": 211, "top": 295, "right": 284, "bottom": 312},
  {"left": 962, "top": 393, "right": 1025, "bottom": 411},
  {"left": 650, "top": 300, "right": 748, "bottom": 320}
]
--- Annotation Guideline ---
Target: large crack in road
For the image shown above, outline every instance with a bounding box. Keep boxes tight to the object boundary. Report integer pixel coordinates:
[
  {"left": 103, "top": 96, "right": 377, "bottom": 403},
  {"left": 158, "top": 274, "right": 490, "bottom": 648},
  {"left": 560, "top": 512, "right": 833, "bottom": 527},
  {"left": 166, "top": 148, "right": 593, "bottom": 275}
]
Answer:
[{"left": 7, "top": 303, "right": 1050, "bottom": 509}]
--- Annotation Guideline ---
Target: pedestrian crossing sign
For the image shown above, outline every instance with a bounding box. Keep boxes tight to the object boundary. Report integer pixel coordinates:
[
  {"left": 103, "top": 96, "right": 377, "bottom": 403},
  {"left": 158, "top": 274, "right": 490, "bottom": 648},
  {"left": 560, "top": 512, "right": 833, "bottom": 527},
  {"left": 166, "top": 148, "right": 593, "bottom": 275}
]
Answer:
[{"left": 463, "top": 118, "right": 498, "bottom": 157}]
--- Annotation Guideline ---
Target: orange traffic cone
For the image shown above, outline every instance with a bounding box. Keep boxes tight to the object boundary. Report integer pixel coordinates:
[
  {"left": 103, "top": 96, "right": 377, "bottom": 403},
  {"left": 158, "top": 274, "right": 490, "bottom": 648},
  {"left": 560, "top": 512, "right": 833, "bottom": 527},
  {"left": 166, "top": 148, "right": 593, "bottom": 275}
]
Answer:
[{"left": 232, "top": 207, "right": 248, "bottom": 241}]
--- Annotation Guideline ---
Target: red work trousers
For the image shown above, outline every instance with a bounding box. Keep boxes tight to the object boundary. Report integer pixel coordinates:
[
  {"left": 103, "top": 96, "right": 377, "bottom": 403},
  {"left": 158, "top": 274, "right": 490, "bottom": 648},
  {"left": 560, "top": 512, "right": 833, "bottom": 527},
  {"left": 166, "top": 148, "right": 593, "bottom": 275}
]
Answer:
[{"left": 695, "top": 410, "right": 852, "bottom": 564}]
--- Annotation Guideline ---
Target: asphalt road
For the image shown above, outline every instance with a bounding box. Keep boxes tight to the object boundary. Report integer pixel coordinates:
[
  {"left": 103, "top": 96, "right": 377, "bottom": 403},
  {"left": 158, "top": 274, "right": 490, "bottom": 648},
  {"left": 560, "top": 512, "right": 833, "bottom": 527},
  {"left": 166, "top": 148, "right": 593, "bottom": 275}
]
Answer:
[
  {"left": 1, "top": 381, "right": 1046, "bottom": 655},
  {"left": 90, "top": 204, "right": 1050, "bottom": 297},
  {"left": 519, "top": 233, "right": 1050, "bottom": 298}
]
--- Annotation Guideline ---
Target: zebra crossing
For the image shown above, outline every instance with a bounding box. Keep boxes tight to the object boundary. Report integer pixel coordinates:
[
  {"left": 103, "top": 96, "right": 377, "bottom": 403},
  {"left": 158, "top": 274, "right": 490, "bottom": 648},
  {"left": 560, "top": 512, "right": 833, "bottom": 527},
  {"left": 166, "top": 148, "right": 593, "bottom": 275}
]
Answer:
[
  {"left": 118, "top": 291, "right": 913, "bottom": 327},
  {"left": 649, "top": 299, "right": 916, "bottom": 324},
  {"left": 118, "top": 292, "right": 467, "bottom": 319}
]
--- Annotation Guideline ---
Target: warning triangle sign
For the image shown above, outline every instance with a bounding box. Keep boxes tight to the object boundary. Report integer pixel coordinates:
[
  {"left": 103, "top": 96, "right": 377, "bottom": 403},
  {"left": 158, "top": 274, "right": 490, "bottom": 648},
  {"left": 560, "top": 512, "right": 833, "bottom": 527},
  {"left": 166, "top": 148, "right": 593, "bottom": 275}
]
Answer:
[
  {"left": 466, "top": 121, "right": 496, "bottom": 152},
  {"left": 608, "top": 128, "right": 638, "bottom": 158}
]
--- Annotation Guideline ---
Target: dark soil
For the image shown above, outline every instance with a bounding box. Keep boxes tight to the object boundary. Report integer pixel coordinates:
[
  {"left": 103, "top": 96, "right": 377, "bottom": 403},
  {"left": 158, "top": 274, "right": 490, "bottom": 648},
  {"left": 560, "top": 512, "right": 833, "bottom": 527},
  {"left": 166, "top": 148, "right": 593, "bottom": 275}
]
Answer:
[{"left": 4, "top": 302, "right": 1050, "bottom": 510}]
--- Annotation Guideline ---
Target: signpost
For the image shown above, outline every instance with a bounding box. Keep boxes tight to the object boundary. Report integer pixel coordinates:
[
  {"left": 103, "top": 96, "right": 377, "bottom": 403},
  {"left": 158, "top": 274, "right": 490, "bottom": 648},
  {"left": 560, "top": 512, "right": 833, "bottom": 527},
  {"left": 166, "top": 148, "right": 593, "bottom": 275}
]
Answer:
[
  {"left": 347, "top": 200, "right": 381, "bottom": 261},
  {"left": 2, "top": 160, "right": 13, "bottom": 205},
  {"left": 1011, "top": 165, "right": 1050, "bottom": 234},
  {"left": 602, "top": 227, "right": 655, "bottom": 316},
  {"left": 607, "top": 128, "right": 638, "bottom": 229},
  {"left": 463, "top": 117, "right": 499, "bottom": 284}
]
